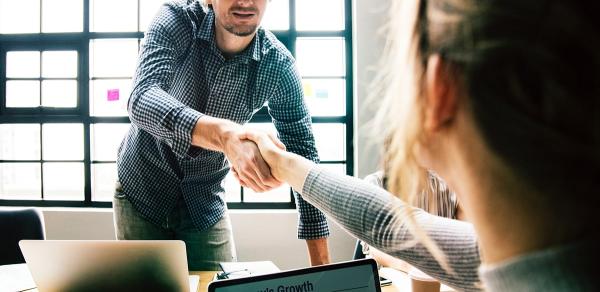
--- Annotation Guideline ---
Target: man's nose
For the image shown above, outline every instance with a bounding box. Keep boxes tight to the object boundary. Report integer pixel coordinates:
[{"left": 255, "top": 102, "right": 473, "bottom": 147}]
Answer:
[{"left": 236, "top": 0, "right": 255, "bottom": 7}]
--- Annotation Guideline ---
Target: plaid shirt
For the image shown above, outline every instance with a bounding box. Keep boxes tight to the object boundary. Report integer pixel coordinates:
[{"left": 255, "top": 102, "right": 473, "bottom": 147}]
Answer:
[{"left": 117, "top": 0, "right": 329, "bottom": 239}]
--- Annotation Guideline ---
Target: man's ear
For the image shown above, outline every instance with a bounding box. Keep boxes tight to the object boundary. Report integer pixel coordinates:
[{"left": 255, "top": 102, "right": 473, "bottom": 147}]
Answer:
[{"left": 424, "top": 54, "right": 459, "bottom": 131}]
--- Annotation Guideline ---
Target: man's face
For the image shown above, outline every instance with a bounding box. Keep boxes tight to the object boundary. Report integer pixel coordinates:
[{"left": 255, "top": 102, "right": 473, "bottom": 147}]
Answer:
[{"left": 208, "top": 0, "right": 268, "bottom": 37}]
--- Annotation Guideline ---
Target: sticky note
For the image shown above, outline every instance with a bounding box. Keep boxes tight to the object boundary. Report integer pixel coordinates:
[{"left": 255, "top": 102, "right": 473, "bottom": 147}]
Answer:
[
  {"left": 303, "top": 82, "right": 314, "bottom": 97},
  {"left": 107, "top": 89, "right": 120, "bottom": 101},
  {"left": 315, "top": 89, "right": 328, "bottom": 99}
]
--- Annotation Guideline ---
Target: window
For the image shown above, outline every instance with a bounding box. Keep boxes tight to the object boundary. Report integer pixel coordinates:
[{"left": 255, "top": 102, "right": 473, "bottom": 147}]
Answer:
[{"left": 0, "top": 0, "right": 353, "bottom": 209}]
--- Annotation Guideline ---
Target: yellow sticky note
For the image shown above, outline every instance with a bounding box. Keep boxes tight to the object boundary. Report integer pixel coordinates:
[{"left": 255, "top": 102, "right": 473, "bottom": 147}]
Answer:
[{"left": 303, "top": 81, "right": 314, "bottom": 97}]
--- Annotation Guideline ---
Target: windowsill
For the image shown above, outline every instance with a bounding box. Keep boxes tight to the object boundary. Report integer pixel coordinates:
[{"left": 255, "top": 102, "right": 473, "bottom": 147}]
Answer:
[{"left": 1, "top": 206, "right": 299, "bottom": 214}]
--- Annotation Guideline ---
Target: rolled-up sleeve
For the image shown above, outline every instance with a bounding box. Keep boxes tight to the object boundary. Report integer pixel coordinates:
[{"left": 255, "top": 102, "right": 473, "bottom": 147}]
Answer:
[
  {"left": 128, "top": 3, "right": 204, "bottom": 158},
  {"left": 268, "top": 62, "right": 330, "bottom": 240}
]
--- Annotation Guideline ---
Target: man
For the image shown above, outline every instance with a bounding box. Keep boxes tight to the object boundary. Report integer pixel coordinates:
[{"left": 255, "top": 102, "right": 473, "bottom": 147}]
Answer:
[{"left": 113, "top": 0, "right": 330, "bottom": 270}]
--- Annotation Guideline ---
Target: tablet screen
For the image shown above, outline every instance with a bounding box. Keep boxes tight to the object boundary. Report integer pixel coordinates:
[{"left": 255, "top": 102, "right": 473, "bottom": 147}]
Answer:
[{"left": 209, "top": 259, "right": 381, "bottom": 292}]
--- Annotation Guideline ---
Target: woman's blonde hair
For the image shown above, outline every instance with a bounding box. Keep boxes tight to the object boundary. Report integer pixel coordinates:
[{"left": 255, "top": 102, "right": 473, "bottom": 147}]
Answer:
[{"left": 373, "top": 0, "right": 600, "bottom": 270}]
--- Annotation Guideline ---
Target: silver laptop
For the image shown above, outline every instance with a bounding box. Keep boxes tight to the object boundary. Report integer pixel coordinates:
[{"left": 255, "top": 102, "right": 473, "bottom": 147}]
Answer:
[{"left": 19, "top": 240, "right": 198, "bottom": 292}]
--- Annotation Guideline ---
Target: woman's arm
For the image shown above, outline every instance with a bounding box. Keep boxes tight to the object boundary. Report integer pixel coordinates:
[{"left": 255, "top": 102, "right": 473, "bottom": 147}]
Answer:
[{"left": 243, "top": 132, "right": 482, "bottom": 291}]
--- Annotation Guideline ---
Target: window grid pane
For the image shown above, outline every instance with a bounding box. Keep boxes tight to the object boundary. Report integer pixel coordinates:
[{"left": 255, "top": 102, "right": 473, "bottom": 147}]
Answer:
[
  {"left": 91, "top": 123, "right": 130, "bottom": 161},
  {"left": 6, "top": 81, "right": 41, "bottom": 108},
  {"left": 90, "top": 79, "right": 131, "bottom": 117},
  {"left": 262, "top": 0, "right": 289, "bottom": 31},
  {"left": 90, "top": 0, "right": 138, "bottom": 32},
  {"left": 42, "top": 51, "right": 78, "bottom": 78},
  {"left": 92, "top": 163, "right": 117, "bottom": 202},
  {"left": 296, "top": 38, "right": 346, "bottom": 77},
  {"left": 296, "top": 0, "right": 344, "bottom": 31},
  {"left": 6, "top": 51, "right": 40, "bottom": 78},
  {"left": 42, "top": 0, "right": 83, "bottom": 33},
  {"left": 0, "top": 124, "right": 41, "bottom": 160},
  {"left": 42, "top": 123, "right": 84, "bottom": 161},
  {"left": 90, "top": 39, "right": 139, "bottom": 78},
  {"left": 303, "top": 78, "right": 346, "bottom": 117},
  {"left": 43, "top": 162, "right": 84, "bottom": 200},
  {"left": 0, "top": 163, "right": 42, "bottom": 199},
  {"left": 0, "top": 0, "right": 40, "bottom": 34},
  {"left": 42, "top": 80, "right": 78, "bottom": 108}
]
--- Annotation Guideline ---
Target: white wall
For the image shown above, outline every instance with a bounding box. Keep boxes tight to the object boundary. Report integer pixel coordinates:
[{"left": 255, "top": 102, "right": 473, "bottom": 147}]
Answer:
[
  {"left": 39, "top": 208, "right": 355, "bottom": 270},
  {"left": 353, "top": 0, "right": 389, "bottom": 178}
]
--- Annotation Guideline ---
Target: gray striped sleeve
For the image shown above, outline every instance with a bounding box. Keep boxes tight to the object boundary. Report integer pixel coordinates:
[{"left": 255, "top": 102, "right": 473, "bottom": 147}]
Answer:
[{"left": 301, "top": 166, "right": 482, "bottom": 291}]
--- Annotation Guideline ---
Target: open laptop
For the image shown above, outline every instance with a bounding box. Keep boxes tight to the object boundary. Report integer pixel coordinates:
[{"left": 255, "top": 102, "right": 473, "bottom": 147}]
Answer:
[
  {"left": 208, "top": 258, "right": 381, "bottom": 292},
  {"left": 19, "top": 240, "right": 199, "bottom": 292}
]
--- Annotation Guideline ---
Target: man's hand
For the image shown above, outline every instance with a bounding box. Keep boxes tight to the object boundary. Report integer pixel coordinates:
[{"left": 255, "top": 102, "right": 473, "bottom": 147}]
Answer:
[
  {"left": 223, "top": 130, "right": 282, "bottom": 192},
  {"left": 191, "top": 116, "right": 284, "bottom": 192},
  {"left": 239, "top": 129, "right": 290, "bottom": 181}
]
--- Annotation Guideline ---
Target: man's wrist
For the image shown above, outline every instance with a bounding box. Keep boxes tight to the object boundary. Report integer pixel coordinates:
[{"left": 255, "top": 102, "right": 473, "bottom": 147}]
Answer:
[
  {"left": 216, "top": 121, "right": 238, "bottom": 151},
  {"left": 306, "top": 238, "right": 330, "bottom": 266},
  {"left": 192, "top": 116, "right": 238, "bottom": 151}
]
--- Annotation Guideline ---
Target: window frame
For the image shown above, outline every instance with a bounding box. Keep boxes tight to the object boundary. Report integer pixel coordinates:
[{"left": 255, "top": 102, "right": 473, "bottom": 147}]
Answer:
[{"left": 0, "top": 0, "right": 353, "bottom": 209}]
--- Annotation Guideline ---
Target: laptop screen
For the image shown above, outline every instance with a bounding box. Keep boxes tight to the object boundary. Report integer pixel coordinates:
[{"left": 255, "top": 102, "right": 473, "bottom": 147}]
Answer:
[{"left": 209, "top": 258, "right": 381, "bottom": 292}]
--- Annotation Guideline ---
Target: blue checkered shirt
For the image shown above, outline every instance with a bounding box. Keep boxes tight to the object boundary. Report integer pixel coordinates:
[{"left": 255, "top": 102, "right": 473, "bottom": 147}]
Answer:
[{"left": 117, "top": 0, "right": 329, "bottom": 239}]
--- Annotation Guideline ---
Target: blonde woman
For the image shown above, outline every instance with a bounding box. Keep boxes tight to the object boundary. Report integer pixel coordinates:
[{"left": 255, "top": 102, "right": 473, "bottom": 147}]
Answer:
[{"left": 243, "top": 0, "right": 600, "bottom": 291}]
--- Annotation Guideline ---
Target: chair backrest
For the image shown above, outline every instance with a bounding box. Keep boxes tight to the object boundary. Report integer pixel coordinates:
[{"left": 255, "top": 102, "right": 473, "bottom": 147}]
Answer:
[
  {"left": 353, "top": 239, "right": 366, "bottom": 260},
  {"left": 0, "top": 208, "right": 45, "bottom": 265}
]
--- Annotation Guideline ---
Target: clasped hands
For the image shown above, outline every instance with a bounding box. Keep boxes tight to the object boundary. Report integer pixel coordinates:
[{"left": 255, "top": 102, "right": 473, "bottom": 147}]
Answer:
[{"left": 223, "top": 128, "right": 289, "bottom": 193}]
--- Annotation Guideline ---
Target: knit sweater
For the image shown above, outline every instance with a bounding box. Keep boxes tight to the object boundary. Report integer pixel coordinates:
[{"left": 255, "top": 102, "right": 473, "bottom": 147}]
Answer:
[{"left": 301, "top": 166, "right": 599, "bottom": 291}]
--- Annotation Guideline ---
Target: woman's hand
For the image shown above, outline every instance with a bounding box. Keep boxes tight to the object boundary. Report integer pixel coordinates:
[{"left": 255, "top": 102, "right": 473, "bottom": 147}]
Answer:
[{"left": 239, "top": 130, "right": 288, "bottom": 181}]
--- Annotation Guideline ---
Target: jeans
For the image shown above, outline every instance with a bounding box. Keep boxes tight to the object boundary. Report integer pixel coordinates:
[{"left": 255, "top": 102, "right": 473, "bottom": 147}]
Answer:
[{"left": 113, "top": 184, "right": 237, "bottom": 270}]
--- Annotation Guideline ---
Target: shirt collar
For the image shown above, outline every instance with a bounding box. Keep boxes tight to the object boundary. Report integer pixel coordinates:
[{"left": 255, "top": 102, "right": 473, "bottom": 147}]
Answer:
[{"left": 197, "top": 9, "right": 262, "bottom": 63}]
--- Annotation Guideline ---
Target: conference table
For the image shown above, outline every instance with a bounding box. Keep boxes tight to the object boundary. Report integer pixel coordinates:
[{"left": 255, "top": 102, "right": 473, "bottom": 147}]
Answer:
[{"left": 1, "top": 264, "right": 418, "bottom": 291}]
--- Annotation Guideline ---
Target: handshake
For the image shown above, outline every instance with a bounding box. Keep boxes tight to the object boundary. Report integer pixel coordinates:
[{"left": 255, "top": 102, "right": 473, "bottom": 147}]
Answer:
[
  {"left": 223, "top": 128, "right": 289, "bottom": 193},
  {"left": 191, "top": 116, "right": 312, "bottom": 193}
]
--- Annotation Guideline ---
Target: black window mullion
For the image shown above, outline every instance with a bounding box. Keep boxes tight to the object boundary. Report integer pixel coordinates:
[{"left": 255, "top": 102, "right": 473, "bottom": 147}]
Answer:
[
  {"left": 0, "top": 48, "right": 6, "bottom": 114},
  {"left": 39, "top": 51, "right": 43, "bottom": 109},
  {"left": 344, "top": 0, "right": 354, "bottom": 177},
  {"left": 82, "top": 0, "right": 92, "bottom": 204},
  {"left": 39, "top": 123, "right": 45, "bottom": 199}
]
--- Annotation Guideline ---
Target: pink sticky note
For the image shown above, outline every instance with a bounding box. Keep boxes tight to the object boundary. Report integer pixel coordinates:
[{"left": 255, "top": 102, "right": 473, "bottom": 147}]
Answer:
[{"left": 107, "top": 89, "right": 120, "bottom": 101}]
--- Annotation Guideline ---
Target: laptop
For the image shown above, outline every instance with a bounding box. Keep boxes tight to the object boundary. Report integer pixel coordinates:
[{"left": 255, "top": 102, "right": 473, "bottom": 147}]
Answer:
[
  {"left": 208, "top": 258, "right": 381, "bottom": 292},
  {"left": 19, "top": 240, "right": 198, "bottom": 292}
]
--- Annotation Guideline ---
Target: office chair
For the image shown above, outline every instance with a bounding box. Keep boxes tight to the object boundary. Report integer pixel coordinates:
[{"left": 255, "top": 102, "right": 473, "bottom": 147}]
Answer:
[
  {"left": 0, "top": 208, "right": 46, "bottom": 265},
  {"left": 353, "top": 239, "right": 365, "bottom": 260}
]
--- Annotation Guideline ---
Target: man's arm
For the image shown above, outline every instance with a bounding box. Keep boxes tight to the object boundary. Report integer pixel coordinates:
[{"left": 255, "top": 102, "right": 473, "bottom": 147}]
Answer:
[
  {"left": 128, "top": 3, "right": 202, "bottom": 158},
  {"left": 306, "top": 238, "right": 330, "bottom": 266},
  {"left": 128, "top": 4, "right": 278, "bottom": 191},
  {"left": 266, "top": 61, "right": 331, "bottom": 265}
]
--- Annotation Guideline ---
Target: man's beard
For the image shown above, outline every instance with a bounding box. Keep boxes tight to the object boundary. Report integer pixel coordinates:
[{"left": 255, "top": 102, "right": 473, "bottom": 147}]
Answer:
[{"left": 223, "top": 23, "right": 258, "bottom": 37}]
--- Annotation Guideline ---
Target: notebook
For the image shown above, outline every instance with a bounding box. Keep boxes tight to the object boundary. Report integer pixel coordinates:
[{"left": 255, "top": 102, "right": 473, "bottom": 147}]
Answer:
[{"left": 216, "top": 261, "right": 280, "bottom": 279}]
